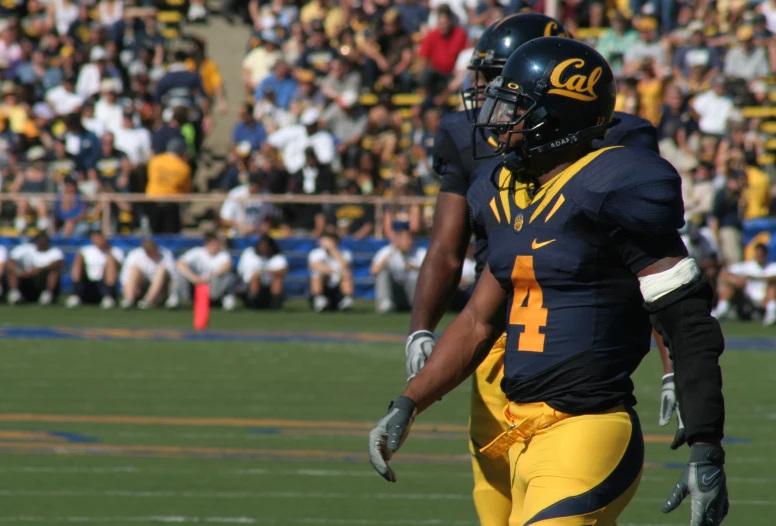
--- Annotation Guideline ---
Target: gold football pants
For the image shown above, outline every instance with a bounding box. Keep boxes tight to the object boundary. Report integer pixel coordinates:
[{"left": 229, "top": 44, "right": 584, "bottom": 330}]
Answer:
[
  {"left": 500, "top": 401, "right": 644, "bottom": 526},
  {"left": 469, "top": 334, "right": 512, "bottom": 526}
]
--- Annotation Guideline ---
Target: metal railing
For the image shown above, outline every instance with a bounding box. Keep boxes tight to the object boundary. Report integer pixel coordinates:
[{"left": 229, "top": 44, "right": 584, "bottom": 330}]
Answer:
[{"left": 6, "top": 193, "right": 439, "bottom": 239}]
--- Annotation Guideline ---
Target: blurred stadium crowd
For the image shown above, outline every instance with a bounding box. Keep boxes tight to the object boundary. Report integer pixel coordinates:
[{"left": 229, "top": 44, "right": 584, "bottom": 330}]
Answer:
[{"left": 3, "top": 0, "right": 776, "bottom": 316}]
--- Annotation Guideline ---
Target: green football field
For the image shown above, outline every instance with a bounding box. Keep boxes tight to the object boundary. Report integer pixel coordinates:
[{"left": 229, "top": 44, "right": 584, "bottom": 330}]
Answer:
[{"left": 0, "top": 303, "right": 771, "bottom": 526}]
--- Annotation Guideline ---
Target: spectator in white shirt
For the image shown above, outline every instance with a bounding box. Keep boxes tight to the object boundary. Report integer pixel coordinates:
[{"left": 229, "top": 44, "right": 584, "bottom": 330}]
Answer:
[
  {"left": 723, "top": 26, "right": 770, "bottom": 82},
  {"left": 0, "top": 20, "right": 22, "bottom": 68},
  {"left": 45, "top": 74, "right": 84, "bottom": 116},
  {"left": 623, "top": 17, "right": 666, "bottom": 76},
  {"left": 94, "top": 78, "right": 124, "bottom": 135},
  {"left": 713, "top": 243, "right": 776, "bottom": 325},
  {"left": 114, "top": 110, "right": 152, "bottom": 166},
  {"left": 265, "top": 107, "right": 335, "bottom": 174},
  {"left": 120, "top": 239, "right": 176, "bottom": 309},
  {"left": 66, "top": 230, "right": 124, "bottom": 309},
  {"left": 428, "top": 0, "right": 477, "bottom": 28},
  {"left": 76, "top": 46, "right": 122, "bottom": 101},
  {"left": 172, "top": 233, "right": 237, "bottom": 311},
  {"left": 81, "top": 102, "right": 107, "bottom": 138},
  {"left": 370, "top": 229, "right": 425, "bottom": 314},
  {"left": 692, "top": 79, "right": 735, "bottom": 136},
  {"left": 7, "top": 233, "right": 64, "bottom": 306},
  {"left": 308, "top": 232, "right": 354, "bottom": 312},
  {"left": 220, "top": 173, "right": 276, "bottom": 237},
  {"left": 237, "top": 235, "right": 288, "bottom": 309}
]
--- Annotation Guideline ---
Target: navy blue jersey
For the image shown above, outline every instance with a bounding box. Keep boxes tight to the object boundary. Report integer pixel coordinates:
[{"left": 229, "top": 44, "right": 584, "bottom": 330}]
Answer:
[
  {"left": 436, "top": 111, "right": 498, "bottom": 196},
  {"left": 439, "top": 110, "right": 656, "bottom": 276},
  {"left": 467, "top": 146, "right": 685, "bottom": 414},
  {"left": 597, "top": 111, "right": 659, "bottom": 151},
  {"left": 434, "top": 110, "right": 500, "bottom": 275}
]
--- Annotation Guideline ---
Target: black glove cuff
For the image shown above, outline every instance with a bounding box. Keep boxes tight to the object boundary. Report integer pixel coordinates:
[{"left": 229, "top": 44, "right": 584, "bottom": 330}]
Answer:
[
  {"left": 690, "top": 444, "right": 725, "bottom": 464},
  {"left": 662, "top": 373, "right": 674, "bottom": 386},
  {"left": 390, "top": 396, "right": 418, "bottom": 413}
]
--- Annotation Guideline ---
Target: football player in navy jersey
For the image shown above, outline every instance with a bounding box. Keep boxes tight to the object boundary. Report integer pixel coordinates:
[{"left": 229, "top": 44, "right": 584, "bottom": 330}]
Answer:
[
  {"left": 407, "top": 14, "right": 569, "bottom": 525},
  {"left": 405, "top": 13, "right": 678, "bottom": 526},
  {"left": 374, "top": 37, "right": 727, "bottom": 526}
]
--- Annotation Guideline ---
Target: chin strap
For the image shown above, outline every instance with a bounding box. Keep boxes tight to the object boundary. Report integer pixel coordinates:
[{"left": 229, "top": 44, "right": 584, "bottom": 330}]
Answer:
[
  {"left": 502, "top": 118, "right": 621, "bottom": 185},
  {"left": 526, "top": 118, "right": 620, "bottom": 157}
]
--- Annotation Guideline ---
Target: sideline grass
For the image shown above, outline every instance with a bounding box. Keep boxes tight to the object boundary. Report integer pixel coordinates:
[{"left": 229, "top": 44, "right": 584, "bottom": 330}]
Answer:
[{"left": 0, "top": 304, "right": 769, "bottom": 525}]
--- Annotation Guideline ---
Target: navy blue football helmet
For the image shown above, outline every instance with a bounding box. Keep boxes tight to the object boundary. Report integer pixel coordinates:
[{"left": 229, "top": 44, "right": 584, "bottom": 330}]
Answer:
[
  {"left": 462, "top": 14, "right": 569, "bottom": 122},
  {"left": 473, "top": 37, "right": 618, "bottom": 163}
]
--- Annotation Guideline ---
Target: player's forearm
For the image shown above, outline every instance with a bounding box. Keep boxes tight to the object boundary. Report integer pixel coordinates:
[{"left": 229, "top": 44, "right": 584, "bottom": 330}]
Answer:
[
  {"left": 402, "top": 308, "right": 499, "bottom": 412},
  {"left": 371, "top": 250, "right": 394, "bottom": 275},
  {"left": 370, "top": 260, "right": 387, "bottom": 275},
  {"left": 655, "top": 331, "right": 674, "bottom": 375},
  {"left": 409, "top": 247, "right": 463, "bottom": 333},
  {"left": 642, "top": 259, "right": 725, "bottom": 444},
  {"left": 309, "top": 262, "right": 333, "bottom": 274},
  {"left": 176, "top": 262, "right": 199, "bottom": 282}
]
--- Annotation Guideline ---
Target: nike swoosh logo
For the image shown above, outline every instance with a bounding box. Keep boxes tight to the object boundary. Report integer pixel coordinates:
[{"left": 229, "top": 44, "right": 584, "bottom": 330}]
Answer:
[
  {"left": 702, "top": 470, "right": 721, "bottom": 485},
  {"left": 532, "top": 239, "right": 556, "bottom": 249}
]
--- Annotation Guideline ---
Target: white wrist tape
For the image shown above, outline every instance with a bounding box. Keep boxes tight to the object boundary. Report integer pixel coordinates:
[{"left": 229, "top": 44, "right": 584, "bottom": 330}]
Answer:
[{"left": 639, "top": 257, "right": 700, "bottom": 304}]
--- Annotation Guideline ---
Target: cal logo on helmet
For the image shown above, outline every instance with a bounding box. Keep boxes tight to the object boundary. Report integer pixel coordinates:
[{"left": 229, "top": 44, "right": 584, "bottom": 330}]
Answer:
[
  {"left": 544, "top": 21, "right": 565, "bottom": 37},
  {"left": 547, "top": 58, "right": 603, "bottom": 102}
]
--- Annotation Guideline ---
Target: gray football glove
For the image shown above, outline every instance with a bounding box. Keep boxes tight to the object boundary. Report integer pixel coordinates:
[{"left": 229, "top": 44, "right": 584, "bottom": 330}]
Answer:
[
  {"left": 671, "top": 405, "right": 687, "bottom": 450},
  {"left": 662, "top": 444, "right": 729, "bottom": 526},
  {"left": 368, "top": 396, "right": 417, "bottom": 482},
  {"left": 659, "top": 373, "right": 687, "bottom": 450},
  {"left": 405, "top": 330, "right": 435, "bottom": 380},
  {"left": 659, "top": 373, "right": 677, "bottom": 426}
]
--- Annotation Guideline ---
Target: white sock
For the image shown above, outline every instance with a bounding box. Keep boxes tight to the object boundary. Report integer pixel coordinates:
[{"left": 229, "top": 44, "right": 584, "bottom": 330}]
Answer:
[
  {"left": 37, "top": 216, "right": 49, "bottom": 231},
  {"left": 13, "top": 217, "right": 26, "bottom": 232},
  {"left": 766, "top": 300, "right": 776, "bottom": 317}
]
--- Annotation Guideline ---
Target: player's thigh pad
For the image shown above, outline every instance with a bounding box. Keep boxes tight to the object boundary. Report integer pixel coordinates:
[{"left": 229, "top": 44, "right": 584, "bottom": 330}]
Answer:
[
  {"left": 511, "top": 407, "right": 644, "bottom": 526},
  {"left": 470, "top": 334, "right": 512, "bottom": 526}
]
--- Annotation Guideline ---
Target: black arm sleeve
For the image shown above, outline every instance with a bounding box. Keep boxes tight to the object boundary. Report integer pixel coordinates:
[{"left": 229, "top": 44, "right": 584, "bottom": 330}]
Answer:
[
  {"left": 646, "top": 277, "right": 725, "bottom": 445},
  {"left": 435, "top": 127, "right": 469, "bottom": 196}
]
